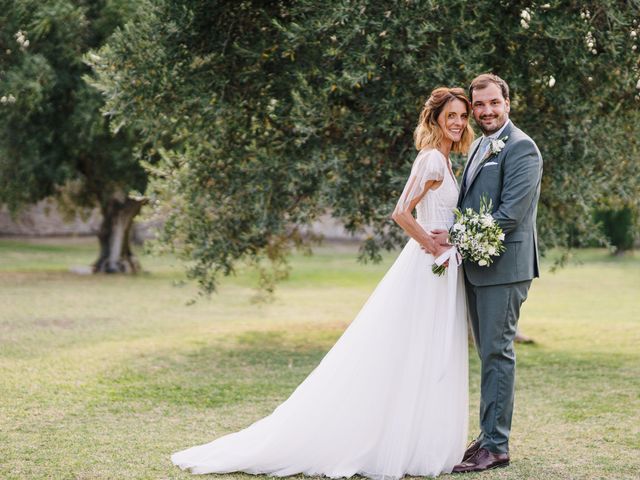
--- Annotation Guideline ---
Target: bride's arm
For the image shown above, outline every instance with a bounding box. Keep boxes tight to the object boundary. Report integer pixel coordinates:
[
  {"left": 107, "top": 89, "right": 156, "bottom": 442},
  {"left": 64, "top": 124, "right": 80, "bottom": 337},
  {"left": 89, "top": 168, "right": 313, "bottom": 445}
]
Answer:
[
  {"left": 391, "top": 181, "right": 444, "bottom": 256},
  {"left": 391, "top": 150, "right": 450, "bottom": 257}
]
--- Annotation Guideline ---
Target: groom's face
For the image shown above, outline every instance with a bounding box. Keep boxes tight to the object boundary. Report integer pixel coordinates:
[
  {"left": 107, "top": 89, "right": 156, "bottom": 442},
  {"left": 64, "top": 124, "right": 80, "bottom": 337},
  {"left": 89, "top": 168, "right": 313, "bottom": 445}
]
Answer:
[{"left": 471, "top": 83, "right": 510, "bottom": 135}]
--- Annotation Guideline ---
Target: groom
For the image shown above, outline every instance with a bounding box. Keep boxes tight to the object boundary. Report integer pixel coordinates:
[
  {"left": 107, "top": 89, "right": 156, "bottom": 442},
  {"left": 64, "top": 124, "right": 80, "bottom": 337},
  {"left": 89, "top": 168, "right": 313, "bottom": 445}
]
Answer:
[{"left": 448, "top": 74, "right": 543, "bottom": 472}]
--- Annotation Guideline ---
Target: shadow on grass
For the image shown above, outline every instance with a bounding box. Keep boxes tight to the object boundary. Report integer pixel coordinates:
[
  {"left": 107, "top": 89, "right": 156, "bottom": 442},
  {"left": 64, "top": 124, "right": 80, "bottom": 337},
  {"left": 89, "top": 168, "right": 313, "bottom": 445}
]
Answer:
[
  {"left": 92, "top": 329, "right": 343, "bottom": 409},
  {"left": 92, "top": 327, "right": 640, "bottom": 431}
]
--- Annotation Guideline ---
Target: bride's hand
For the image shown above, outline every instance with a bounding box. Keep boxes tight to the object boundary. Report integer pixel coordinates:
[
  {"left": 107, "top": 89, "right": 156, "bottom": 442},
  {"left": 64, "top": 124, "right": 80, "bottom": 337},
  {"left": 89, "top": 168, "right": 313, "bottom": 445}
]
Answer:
[
  {"left": 430, "top": 229, "right": 451, "bottom": 246},
  {"left": 420, "top": 243, "right": 450, "bottom": 260},
  {"left": 434, "top": 243, "right": 451, "bottom": 259}
]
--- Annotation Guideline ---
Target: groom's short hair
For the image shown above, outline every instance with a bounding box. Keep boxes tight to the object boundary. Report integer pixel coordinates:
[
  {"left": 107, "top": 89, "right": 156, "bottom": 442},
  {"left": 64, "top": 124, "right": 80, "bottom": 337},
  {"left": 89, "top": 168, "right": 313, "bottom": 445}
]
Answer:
[{"left": 469, "top": 74, "right": 510, "bottom": 102}]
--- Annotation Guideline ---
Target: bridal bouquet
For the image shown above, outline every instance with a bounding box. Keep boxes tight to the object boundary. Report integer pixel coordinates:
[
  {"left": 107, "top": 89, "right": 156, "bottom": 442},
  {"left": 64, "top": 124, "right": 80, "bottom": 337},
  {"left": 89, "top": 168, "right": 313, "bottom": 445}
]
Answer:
[{"left": 432, "top": 197, "right": 505, "bottom": 276}]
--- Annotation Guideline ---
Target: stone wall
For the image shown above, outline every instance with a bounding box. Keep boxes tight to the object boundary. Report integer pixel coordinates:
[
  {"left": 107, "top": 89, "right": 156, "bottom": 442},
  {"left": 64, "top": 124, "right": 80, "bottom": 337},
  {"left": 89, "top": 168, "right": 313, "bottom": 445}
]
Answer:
[
  {"left": 0, "top": 199, "right": 366, "bottom": 241},
  {"left": 0, "top": 199, "right": 101, "bottom": 236}
]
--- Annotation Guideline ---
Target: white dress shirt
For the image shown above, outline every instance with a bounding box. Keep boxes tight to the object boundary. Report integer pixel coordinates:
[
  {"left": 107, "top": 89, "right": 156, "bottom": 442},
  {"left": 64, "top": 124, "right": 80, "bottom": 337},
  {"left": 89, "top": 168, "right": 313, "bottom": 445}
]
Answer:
[{"left": 466, "top": 119, "right": 511, "bottom": 185}]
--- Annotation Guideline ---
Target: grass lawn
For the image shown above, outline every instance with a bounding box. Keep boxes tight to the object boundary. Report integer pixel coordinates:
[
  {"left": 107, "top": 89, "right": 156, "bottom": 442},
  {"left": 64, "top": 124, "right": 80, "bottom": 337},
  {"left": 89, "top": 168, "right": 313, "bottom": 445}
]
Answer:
[{"left": 0, "top": 237, "right": 638, "bottom": 479}]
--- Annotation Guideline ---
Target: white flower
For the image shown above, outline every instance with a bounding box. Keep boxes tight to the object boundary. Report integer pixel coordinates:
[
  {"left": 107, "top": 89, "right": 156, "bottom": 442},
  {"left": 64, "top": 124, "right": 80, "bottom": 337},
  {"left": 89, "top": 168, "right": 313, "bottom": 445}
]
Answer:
[
  {"left": 520, "top": 18, "right": 529, "bottom": 29},
  {"left": 448, "top": 197, "right": 504, "bottom": 270},
  {"left": 541, "top": 3, "right": 551, "bottom": 9},
  {"left": 488, "top": 136, "right": 507, "bottom": 156},
  {"left": 636, "top": 79, "right": 640, "bottom": 90},
  {"left": 15, "top": 30, "right": 29, "bottom": 49},
  {"left": 631, "top": 30, "right": 637, "bottom": 38},
  {"left": 8, "top": 94, "right": 15, "bottom": 103},
  {"left": 548, "top": 76, "right": 556, "bottom": 87},
  {"left": 499, "top": 233, "right": 505, "bottom": 241},
  {"left": 591, "top": 48, "right": 597, "bottom": 55},
  {"left": 585, "top": 31, "right": 595, "bottom": 51},
  {"left": 0, "top": 96, "right": 7, "bottom": 104},
  {"left": 520, "top": 9, "right": 531, "bottom": 22},
  {"left": 88, "top": 52, "right": 102, "bottom": 62}
]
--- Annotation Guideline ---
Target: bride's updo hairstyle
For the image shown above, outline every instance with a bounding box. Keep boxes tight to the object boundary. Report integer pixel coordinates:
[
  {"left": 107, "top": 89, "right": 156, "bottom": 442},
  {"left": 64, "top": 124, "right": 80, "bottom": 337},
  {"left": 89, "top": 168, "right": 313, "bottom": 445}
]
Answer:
[{"left": 414, "top": 87, "right": 474, "bottom": 154}]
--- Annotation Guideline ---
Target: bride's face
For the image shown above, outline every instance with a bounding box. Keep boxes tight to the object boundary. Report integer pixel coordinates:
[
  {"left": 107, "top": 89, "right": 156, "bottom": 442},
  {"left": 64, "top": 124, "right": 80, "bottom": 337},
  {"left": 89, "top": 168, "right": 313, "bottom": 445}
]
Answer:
[{"left": 437, "top": 99, "right": 469, "bottom": 144}]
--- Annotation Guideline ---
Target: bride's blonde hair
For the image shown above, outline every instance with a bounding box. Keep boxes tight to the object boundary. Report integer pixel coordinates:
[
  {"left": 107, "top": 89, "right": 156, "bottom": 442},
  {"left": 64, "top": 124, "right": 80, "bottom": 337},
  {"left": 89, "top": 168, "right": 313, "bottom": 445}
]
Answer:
[{"left": 414, "top": 87, "right": 474, "bottom": 154}]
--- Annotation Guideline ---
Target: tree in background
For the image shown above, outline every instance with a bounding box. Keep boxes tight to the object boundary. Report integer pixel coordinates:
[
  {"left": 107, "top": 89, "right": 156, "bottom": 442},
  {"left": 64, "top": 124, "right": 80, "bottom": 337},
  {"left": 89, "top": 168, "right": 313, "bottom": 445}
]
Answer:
[
  {"left": 594, "top": 204, "right": 638, "bottom": 254},
  {"left": 89, "top": 0, "right": 640, "bottom": 293},
  {"left": 0, "top": 0, "right": 146, "bottom": 273}
]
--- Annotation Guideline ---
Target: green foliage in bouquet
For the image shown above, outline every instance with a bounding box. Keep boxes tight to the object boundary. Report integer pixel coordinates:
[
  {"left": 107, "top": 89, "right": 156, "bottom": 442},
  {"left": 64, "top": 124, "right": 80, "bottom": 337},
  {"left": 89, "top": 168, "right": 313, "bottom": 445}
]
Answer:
[{"left": 432, "top": 196, "right": 505, "bottom": 276}]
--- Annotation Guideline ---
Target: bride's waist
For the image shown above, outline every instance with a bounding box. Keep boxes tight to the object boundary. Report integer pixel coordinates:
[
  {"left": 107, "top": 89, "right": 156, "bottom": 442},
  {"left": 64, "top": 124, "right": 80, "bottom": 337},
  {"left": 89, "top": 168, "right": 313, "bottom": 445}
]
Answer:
[{"left": 418, "top": 221, "right": 451, "bottom": 232}]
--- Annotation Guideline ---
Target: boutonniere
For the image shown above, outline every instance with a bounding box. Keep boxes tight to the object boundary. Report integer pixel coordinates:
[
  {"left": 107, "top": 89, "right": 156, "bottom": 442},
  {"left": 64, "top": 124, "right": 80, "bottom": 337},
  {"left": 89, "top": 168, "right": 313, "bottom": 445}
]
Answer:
[{"left": 483, "top": 135, "right": 509, "bottom": 161}]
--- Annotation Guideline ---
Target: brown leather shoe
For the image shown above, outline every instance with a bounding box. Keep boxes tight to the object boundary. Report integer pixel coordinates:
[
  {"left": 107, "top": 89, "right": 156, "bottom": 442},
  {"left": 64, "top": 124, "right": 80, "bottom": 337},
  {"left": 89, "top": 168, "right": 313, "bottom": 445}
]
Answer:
[
  {"left": 452, "top": 447, "right": 510, "bottom": 473},
  {"left": 461, "top": 439, "right": 481, "bottom": 462}
]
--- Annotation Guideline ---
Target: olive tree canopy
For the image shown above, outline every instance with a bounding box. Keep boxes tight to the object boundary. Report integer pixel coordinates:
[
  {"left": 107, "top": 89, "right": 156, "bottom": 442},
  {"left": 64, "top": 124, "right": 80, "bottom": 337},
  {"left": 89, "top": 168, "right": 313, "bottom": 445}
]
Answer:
[
  {"left": 89, "top": 0, "right": 640, "bottom": 292},
  {"left": 0, "top": 0, "right": 146, "bottom": 273}
]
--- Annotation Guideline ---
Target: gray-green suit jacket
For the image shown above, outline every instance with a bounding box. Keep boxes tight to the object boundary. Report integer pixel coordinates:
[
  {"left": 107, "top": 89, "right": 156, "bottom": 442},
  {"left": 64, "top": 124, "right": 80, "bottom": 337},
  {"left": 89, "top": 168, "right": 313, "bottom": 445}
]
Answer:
[{"left": 457, "top": 121, "right": 543, "bottom": 286}]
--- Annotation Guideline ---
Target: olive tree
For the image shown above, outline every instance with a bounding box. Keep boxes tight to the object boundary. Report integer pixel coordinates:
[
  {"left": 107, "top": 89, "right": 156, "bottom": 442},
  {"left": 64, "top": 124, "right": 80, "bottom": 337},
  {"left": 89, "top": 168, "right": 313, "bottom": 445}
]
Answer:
[
  {"left": 0, "top": 0, "right": 146, "bottom": 272},
  {"left": 89, "top": 0, "right": 640, "bottom": 292}
]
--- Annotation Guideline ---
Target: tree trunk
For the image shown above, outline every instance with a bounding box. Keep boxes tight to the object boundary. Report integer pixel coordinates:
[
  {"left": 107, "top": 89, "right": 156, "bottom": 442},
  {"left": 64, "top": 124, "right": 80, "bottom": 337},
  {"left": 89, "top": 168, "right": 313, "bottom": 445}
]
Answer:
[{"left": 93, "top": 195, "right": 147, "bottom": 273}]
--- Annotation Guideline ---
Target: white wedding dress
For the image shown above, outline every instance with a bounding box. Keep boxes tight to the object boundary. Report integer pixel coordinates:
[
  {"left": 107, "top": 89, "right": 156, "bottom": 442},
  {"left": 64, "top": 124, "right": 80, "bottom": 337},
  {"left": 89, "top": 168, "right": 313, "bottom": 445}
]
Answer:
[{"left": 172, "top": 149, "right": 468, "bottom": 478}]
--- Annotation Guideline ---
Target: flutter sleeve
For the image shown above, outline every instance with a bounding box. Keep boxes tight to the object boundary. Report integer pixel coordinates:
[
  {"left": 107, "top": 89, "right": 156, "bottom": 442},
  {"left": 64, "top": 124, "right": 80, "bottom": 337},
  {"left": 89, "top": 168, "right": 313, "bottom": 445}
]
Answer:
[{"left": 393, "top": 149, "right": 445, "bottom": 216}]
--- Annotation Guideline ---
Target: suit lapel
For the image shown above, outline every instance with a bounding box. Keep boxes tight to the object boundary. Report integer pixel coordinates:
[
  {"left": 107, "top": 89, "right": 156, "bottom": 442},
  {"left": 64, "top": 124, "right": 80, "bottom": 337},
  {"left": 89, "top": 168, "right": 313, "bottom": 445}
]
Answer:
[{"left": 462, "top": 121, "right": 515, "bottom": 201}]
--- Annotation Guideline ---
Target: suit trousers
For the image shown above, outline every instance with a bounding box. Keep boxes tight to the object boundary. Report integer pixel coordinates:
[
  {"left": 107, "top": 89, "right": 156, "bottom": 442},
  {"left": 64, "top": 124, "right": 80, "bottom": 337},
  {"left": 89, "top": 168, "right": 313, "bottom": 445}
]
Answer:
[{"left": 464, "top": 272, "right": 531, "bottom": 454}]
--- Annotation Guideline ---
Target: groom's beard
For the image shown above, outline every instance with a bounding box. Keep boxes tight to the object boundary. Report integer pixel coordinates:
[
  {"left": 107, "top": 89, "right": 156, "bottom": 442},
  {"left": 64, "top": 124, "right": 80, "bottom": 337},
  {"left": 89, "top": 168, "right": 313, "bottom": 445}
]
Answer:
[{"left": 476, "top": 112, "right": 509, "bottom": 136}]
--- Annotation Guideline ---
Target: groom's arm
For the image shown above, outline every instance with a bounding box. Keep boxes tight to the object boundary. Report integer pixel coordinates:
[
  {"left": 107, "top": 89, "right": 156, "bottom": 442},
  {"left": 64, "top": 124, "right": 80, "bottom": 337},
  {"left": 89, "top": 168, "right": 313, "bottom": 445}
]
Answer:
[{"left": 492, "top": 139, "right": 542, "bottom": 235}]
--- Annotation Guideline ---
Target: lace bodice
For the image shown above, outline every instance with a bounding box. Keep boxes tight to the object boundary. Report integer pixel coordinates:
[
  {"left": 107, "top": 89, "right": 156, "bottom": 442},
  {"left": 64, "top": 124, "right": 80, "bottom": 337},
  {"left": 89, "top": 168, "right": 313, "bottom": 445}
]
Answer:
[{"left": 394, "top": 149, "right": 459, "bottom": 232}]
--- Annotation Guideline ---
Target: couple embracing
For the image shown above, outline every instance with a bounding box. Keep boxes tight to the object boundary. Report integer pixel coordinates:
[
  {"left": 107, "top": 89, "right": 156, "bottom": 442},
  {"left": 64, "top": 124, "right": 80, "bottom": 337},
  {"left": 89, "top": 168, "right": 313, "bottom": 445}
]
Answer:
[{"left": 172, "top": 74, "right": 543, "bottom": 478}]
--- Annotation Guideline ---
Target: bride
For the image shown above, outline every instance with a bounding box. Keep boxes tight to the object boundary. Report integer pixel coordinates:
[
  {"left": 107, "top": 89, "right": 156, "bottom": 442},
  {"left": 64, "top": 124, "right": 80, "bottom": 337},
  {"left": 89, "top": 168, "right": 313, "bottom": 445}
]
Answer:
[{"left": 172, "top": 87, "right": 475, "bottom": 478}]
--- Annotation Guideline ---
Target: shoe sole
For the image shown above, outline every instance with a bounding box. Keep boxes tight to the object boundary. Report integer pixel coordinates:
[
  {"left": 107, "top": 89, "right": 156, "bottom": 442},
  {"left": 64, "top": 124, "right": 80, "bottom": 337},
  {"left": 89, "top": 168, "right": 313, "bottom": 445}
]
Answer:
[
  {"left": 487, "top": 461, "right": 510, "bottom": 470},
  {"left": 452, "top": 461, "right": 510, "bottom": 474}
]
